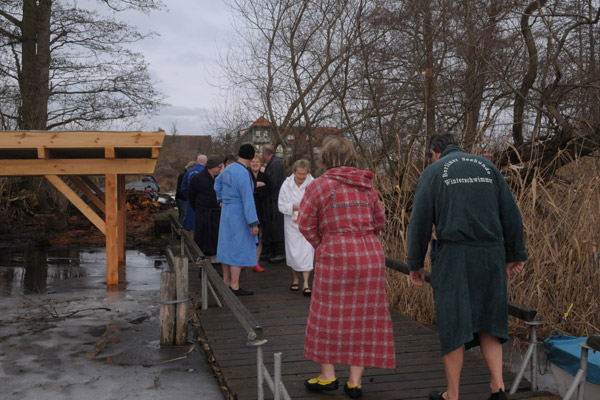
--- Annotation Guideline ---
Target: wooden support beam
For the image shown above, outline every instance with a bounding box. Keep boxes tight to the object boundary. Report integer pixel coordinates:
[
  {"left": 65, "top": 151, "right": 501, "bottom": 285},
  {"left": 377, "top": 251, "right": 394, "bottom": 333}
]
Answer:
[
  {"left": 80, "top": 176, "right": 105, "bottom": 202},
  {"left": 105, "top": 174, "right": 119, "bottom": 285},
  {"left": 0, "top": 130, "right": 165, "bottom": 148},
  {"left": 45, "top": 175, "right": 106, "bottom": 234},
  {"left": 151, "top": 147, "right": 160, "bottom": 158},
  {"left": 0, "top": 158, "right": 158, "bottom": 176},
  {"left": 67, "top": 176, "right": 105, "bottom": 213},
  {"left": 117, "top": 174, "right": 126, "bottom": 266},
  {"left": 37, "top": 147, "right": 48, "bottom": 158},
  {"left": 105, "top": 147, "right": 115, "bottom": 158}
]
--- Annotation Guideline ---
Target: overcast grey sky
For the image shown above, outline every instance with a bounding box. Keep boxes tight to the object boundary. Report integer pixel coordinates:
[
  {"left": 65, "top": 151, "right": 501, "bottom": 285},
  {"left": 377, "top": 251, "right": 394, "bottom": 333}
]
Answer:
[{"left": 106, "top": 1, "right": 236, "bottom": 135}]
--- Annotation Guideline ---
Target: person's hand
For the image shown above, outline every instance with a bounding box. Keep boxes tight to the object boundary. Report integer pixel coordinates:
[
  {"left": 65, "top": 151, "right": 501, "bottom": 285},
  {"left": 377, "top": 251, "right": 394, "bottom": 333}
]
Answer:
[
  {"left": 409, "top": 269, "right": 425, "bottom": 286},
  {"left": 506, "top": 261, "right": 525, "bottom": 277},
  {"left": 257, "top": 181, "right": 265, "bottom": 187},
  {"left": 251, "top": 225, "right": 259, "bottom": 236},
  {"left": 293, "top": 204, "right": 299, "bottom": 211},
  {"left": 260, "top": 166, "right": 265, "bottom": 173}
]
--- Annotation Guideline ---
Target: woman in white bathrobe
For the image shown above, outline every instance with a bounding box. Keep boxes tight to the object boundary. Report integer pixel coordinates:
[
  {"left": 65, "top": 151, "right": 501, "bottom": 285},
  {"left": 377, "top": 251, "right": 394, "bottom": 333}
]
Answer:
[{"left": 278, "top": 159, "right": 315, "bottom": 295}]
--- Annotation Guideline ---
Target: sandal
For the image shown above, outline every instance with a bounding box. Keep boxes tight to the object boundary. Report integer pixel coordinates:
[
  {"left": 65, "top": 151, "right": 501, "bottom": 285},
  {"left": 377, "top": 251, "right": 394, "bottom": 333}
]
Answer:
[
  {"left": 344, "top": 382, "right": 363, "bottom": 398},
  {"left": 304, "top": 376, "right": 338, "bottom": 391},
  {"left": 302, "top": 287, "right": 312, "bottom": 296},
  {"left": 429, "top": 391, "right": 446, "bottom": 400},
  {"left": 290, "top": 283, "right": 300, "bottom": 291}
]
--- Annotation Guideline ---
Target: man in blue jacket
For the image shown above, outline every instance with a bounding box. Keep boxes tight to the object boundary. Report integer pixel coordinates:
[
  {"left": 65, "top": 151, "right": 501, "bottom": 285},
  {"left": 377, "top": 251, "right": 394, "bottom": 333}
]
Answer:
[
  {"left": 407, "top": 133, "right": 527, "bottom": 400},
  {"left": 181, "top": 153, "right": 207, "bottom": 239}
]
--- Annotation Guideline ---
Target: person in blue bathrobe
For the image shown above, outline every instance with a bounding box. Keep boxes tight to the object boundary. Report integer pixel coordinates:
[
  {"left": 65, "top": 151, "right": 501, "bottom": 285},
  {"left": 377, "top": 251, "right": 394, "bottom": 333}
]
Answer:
[
  {"left": 407, "top": 132, "right": 527, "bottom": 400},
  {"left": 215, "top": 144, "right": 260, "bottom": 296}
]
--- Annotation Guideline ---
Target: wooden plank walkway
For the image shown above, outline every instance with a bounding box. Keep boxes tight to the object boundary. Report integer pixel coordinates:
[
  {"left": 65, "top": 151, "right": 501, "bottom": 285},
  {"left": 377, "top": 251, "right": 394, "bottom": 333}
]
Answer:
[{"left": 190, "top": 261, "right": 556, "bottom": 400}]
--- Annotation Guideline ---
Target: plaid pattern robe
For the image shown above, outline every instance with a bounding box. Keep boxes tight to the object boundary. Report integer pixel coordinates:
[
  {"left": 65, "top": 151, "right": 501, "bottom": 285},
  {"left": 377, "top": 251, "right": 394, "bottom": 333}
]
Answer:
[{"left": 298, "top": 166, "right": 395, "bottom": 368}]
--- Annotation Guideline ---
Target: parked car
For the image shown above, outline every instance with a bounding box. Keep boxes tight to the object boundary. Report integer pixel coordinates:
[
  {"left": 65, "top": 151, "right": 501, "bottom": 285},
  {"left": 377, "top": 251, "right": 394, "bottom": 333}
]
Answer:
[{"left": 125, "top": 175, "right": 160, "bottom": 196}]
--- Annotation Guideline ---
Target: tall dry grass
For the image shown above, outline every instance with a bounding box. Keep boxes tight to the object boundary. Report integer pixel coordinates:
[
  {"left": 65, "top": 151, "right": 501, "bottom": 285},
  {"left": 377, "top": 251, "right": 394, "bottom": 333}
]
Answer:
[{"left": 377, "top": 155, "right": 600, "bottom": 339}]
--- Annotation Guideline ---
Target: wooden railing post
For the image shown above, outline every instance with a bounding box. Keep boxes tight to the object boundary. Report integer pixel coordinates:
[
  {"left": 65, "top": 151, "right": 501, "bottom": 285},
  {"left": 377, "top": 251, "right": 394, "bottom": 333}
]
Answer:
[
  {"left": 159, "top": 271, "right": 176, "bottom": 346},
  {"left": 174, "top": 255, "right": 189, "bottom": 345}
]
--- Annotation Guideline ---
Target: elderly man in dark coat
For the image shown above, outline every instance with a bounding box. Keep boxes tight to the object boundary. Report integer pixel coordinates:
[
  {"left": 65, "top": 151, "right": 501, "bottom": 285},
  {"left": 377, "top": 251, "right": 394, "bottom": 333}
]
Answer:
[
  {"left": 260, "top": 144, "right": 287, "bottom": 263},
  {"left": 407, "top": 132, "right": 527, "bottom": 400},
  {"left": 188, "top": 156, "right": 224, "bottom": 263}
]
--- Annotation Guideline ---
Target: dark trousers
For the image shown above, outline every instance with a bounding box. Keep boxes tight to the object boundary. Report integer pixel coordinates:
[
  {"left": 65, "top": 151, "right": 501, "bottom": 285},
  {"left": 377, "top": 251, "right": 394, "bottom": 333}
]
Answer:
[
  {"left": 176, "top": 199, "right": 186, "bottom": 226},
  {"left": 262, "top": 201, "right": 285, "bottom": 255}
]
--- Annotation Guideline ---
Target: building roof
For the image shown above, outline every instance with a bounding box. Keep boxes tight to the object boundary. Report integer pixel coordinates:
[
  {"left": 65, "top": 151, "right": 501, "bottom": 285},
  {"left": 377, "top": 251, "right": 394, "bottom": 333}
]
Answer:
[{"left": 251, "top": 116, "right": 271, "bottom": 127}]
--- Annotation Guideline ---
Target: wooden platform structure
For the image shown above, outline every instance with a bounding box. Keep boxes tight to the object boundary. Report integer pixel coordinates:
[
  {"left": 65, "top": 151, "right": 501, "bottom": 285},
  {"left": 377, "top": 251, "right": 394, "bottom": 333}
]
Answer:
[
  {"left": 0, "top": 130, "right": 165, "bottom": 286},
  {"left": 189, "top": 262, "right": 557, "bottom": 400}
]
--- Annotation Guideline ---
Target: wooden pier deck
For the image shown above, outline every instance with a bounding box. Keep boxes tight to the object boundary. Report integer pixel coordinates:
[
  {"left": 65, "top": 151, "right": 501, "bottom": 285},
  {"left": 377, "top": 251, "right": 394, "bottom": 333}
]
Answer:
[{"left": 189, "top": 261, "right": 556, "bottom": 400}]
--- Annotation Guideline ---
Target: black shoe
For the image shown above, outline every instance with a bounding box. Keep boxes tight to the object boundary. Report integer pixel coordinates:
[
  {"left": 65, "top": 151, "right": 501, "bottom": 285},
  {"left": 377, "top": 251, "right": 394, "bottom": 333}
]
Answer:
[
  {"left": 489, "top": 389, "right": 508, "bottom": 400},
  {"left": 230, "top": 287, "right": 253, "bottom": 296},
  {"left": 259, "top": 253, "right": 273, "bottom": 261},
  {"left": 429, "top": 391, "right": 446, "bottom": 400},
  {"left": 304, "top": 376, "right": 339, "bottom": 392},
  {"left": 344, "top": 382, "right": 362, "bottom": 398},
  {"left": 268, "top": 254, "right": 286, "bottom": 263}
]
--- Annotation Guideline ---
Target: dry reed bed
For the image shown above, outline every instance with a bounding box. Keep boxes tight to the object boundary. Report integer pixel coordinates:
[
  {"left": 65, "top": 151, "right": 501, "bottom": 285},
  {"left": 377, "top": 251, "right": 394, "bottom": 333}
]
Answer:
[{"left": 378, "top": 158, "right": 600, "bottom": 339}]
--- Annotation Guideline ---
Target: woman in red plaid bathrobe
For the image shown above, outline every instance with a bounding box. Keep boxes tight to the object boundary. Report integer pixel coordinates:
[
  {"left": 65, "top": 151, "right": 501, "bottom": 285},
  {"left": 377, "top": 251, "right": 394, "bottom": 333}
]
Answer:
[{"left": 297, "top": 136, "right": 395, "bottom": 398}]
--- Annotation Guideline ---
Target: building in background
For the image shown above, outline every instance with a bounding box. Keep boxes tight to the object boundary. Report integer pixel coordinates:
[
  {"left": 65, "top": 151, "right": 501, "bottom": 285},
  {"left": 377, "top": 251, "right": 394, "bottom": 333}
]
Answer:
[
  {"left": 239, "top": 116, "right": 275, "bottom": 156},
  {"left": 239, "top": 116, "right": 341, "bottom": 164}
]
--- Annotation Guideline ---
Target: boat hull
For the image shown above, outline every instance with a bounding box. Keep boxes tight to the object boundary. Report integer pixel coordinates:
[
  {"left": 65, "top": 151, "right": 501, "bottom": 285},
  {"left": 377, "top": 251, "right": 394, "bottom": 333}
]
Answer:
[{"left": 550, "top": 363, "right": 600, "bottom": 400}]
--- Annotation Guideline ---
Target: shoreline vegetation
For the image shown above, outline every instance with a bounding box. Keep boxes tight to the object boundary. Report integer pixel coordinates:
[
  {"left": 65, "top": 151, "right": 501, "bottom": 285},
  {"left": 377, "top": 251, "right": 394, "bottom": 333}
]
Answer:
[{"left": 379, "top": 152, "right": 600, "bottom": 340}]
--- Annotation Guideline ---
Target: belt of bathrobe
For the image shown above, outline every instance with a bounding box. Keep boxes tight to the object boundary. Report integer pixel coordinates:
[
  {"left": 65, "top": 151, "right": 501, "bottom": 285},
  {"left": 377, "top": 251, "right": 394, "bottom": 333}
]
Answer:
[
  {"left": 438, "top": 240, "right": 502, "bottom": 247},
  {"left": 326, "top": 231, "right": 374, "bottom": 237}
]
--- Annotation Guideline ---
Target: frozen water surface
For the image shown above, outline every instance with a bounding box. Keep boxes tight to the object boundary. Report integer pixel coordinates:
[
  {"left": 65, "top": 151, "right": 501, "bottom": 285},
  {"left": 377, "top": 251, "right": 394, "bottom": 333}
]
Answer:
[{"left": 0, "top": 247, "right": 222, "bottom": 400}]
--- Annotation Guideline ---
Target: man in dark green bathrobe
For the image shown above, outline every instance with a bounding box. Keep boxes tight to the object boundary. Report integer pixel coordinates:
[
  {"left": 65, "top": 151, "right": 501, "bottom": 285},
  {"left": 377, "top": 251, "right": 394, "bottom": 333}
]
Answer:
[{"left": 407, "top": 133, "right": 528, "bottom": 400}]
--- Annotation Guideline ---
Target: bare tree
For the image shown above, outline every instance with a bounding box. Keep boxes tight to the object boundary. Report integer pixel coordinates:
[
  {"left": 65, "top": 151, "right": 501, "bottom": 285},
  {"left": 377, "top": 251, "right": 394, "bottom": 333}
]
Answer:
[
  {"left": 0, "top": 0, "right": 165, "bottom": 130},
  {"left": 222, "top": 0, "right": 600, "bottom": 183},
  {"left": 501, "top": 0, "right": 600, "bottom": 178}
]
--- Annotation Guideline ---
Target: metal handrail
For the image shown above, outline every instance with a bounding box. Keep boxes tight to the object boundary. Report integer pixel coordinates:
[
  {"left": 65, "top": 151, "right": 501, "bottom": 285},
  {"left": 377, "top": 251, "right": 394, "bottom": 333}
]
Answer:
[
  {"left": 385, "top": 256, "right": 543, "bottom": 393},
  {"left": 167, "top": 214, "right": 289, "bottom": 399}
]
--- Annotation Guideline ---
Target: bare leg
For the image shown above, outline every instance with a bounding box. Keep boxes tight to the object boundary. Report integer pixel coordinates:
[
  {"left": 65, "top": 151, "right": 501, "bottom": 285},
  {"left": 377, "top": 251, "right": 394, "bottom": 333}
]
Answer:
[
  {"left": 221, "top": 264, "right": 231, "bottom": 286},
  {"left": 209, "top": 255, "right": 217, "bottom": 263},
  {"left": 479, "top": 331, "right": 505, "bottom": 393},
  {"left": 292, "top": 270, "right": 299, "bottom": 285},
  {"left": 348, "top": 365, "right": 364, "bottom": 386},
  {"left": 189, "top": 229, "right": 194, "bottom": 241},
  {"left": 229, "top": 266, "right": 242, "bottom": 290},
  {"left": 302, "top": 271, "right": 311, "bottom": 289},
  {"left": 442, "top": 346, "right": 463, "bottom": 400},
  {"left": 320, "top": 363, "right": 336, "bottom": 380}
]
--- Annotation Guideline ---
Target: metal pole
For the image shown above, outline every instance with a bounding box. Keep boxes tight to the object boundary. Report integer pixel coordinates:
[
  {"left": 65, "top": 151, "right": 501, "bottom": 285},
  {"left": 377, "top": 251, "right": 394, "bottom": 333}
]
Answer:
[
  {"left": 274, "top": 352, "right": 282, "bottom": 400},
  {"left": 201, "top": 264, "right": 208, "bottom": 310},
  {"left": 510, "top": 341, "right": 534, "bottom": 394},
  {"left": 575, "top": 346, "right": 589, "bottom": 400},
  {"left": 207, "top": 280, "right": 223, "bottom": 308},
  {"left": 563, "top": 346, "right": 588, "bottom": 400},
  {"left": 530, "top": 324, "right": 538, "bottom": 392},
  {"left": 257, "top": 345, "right": 264, "bottom": 400}
]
